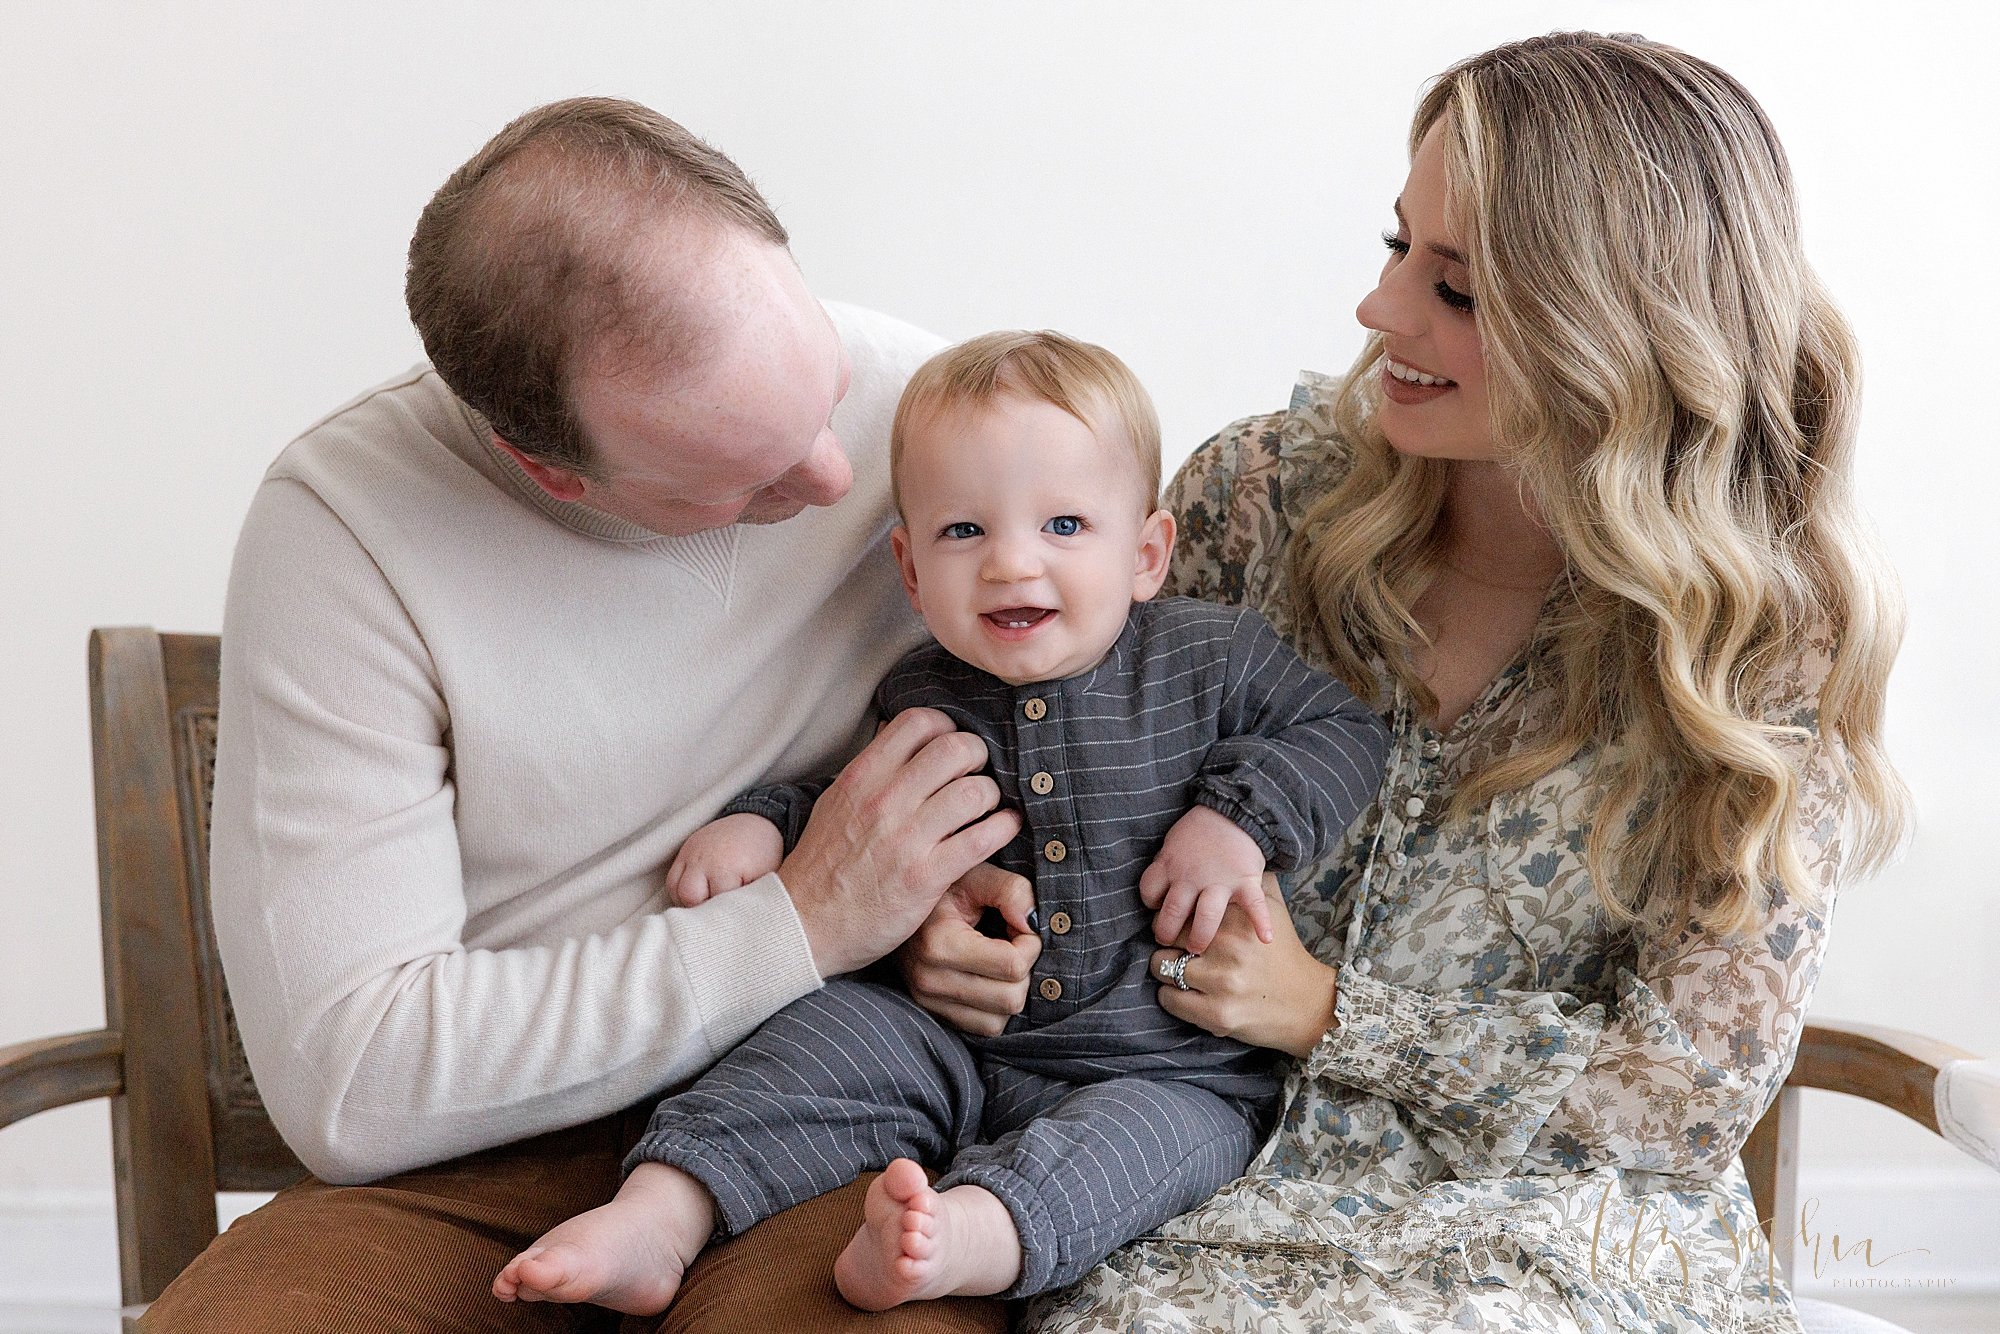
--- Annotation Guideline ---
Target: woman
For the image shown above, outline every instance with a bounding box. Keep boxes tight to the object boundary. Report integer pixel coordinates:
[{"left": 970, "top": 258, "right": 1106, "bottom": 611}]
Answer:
[{"left": 901, "top": 30, "right": 1906, "bottom": 1334}]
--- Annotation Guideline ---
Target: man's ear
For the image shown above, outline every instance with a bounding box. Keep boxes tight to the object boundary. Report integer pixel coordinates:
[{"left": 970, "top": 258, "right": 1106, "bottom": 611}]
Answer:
[
  {"left": 1131, "top": 508, "right": 1177, "bottom": 601},
  {"left": 890, "top": 524, "right": 923, "bottom": 614},
  {"left": 492, "top": 433, "right": 589, "bottom": 503}
]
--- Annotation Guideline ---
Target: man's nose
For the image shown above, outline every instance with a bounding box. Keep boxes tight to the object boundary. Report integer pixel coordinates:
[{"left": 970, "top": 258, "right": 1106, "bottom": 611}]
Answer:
[{"left": 775, "top": 431, "right": 853, "bottom": 508}]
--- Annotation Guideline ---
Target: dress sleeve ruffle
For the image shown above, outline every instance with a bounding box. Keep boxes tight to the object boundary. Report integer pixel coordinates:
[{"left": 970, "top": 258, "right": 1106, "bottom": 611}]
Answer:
[{"left": 1306, "top": 965, "right": 1607, "bottom": 1179}]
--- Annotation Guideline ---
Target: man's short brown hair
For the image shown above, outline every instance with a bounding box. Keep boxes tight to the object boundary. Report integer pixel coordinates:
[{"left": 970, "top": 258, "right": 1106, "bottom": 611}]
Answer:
[
  {"left": 405, "top": 97, "right": 788, "bottom": 479},
  {"left": 889, "top": 331, "right": 1162, "bottom": 516}
]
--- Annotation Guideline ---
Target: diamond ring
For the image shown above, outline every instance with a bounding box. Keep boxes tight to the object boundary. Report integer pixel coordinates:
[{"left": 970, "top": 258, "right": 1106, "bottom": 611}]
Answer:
[{"left": 1159, "top": 951, "right": 1197, "bottom": 991}]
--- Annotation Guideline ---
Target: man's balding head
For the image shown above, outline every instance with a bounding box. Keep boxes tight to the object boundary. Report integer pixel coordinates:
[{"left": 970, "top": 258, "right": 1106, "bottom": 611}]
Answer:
[{"left": 405, "top": 97, "right": 788, "bottom": 480}]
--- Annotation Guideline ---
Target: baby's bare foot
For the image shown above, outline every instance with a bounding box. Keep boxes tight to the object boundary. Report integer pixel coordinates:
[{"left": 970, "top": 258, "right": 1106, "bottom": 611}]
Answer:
[
  {"left": 833, "top": 1158, "right": 1022, "bottom": 1310},
  {"left": 492, "top": 1162, "right": 715, "bottom": 1316}
]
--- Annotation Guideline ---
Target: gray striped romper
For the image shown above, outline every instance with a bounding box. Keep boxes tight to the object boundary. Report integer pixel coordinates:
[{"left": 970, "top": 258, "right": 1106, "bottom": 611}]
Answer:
[{"left": 626, "top": 597, "right": 1388, "bottom": 1298}]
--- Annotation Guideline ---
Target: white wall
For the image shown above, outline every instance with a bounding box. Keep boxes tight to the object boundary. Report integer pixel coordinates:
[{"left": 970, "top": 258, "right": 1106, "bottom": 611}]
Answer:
[{"left": 4, "top": 0, "right": 1995, "bottom": 1311}]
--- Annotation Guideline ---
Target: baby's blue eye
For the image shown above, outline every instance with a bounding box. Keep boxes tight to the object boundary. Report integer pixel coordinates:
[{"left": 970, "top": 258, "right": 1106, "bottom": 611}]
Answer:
[
  {"left": 1044, "top": 515, "right": 1083, "bottom": 537},
  {"left": 941, "top": 521, "right": 982, "bottom": 540}
]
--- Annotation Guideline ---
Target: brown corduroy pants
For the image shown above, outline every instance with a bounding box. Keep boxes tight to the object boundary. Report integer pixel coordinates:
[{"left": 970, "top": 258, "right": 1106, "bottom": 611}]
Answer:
[{"left": 137, "top": 1101, "right": 1009, "bottom": 1333}]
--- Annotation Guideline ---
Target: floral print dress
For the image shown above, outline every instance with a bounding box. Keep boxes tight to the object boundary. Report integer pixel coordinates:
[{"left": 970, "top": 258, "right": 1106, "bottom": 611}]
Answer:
[{"left": 1026, "top": 374, "right": 1846, "bottom": 1334}]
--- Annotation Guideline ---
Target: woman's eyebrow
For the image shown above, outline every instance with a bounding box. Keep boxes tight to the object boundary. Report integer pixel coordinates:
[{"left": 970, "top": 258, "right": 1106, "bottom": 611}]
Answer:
[{"left": 1392, "top": 198, "right": 1468, "bottom": 266}]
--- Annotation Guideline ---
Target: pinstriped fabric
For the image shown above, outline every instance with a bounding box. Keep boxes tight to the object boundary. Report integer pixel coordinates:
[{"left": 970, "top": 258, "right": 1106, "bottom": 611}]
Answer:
[
  {"left": 628, "top": 980, "right": 1262, "bottom": 1299},
  {"left": 642, "top": 596, "right": 1386, "bottom": 1297},
  {"left": 725, "top": 596, "right": 1388, "bottom": 1100},
  {"left": 939, "top": 1073, "right": 1259, "bottom": 1295}
]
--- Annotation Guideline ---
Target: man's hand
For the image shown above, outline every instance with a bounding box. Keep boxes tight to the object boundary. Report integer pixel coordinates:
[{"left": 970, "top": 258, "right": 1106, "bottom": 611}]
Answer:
[
  {"left": 665, "top": 813, "right": 785, "bottom": 907},
  {"left": 782, "top": 708, "right": 1023, "bottom": 978},
  {"left": 1138, "top": 804, "right": 1272, "bottom": 953},
  {"left": 898, "top": 862, "right": 1042, "bottom": 1037}
]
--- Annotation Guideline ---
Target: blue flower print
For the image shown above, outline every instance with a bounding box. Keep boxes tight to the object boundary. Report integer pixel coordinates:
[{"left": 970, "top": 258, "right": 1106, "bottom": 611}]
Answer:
[
  {"left": 1521, "top": 851, "right": 1563, "bottom": 888},
  {"left": 1572, "top": 950, "right": 1610, "bottom": 990},
  {"left": 1438, "top": 1103, "right": 1484, "bottom": 1132},
  {"left": 1469, "top": 946, "right": 1511, "bottom": 988},
  {"left": 1726, "top": 1029, "right": 1766, "bottom": 1069},
  {"left": 1683, "top": 1122, "right": 1723, "bottom": 1157}
]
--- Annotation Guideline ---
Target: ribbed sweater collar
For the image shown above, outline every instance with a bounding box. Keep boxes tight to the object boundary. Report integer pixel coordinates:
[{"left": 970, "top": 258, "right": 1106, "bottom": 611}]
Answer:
[{"left": 449, "top": 396, "right": 741, "bottom": 600}]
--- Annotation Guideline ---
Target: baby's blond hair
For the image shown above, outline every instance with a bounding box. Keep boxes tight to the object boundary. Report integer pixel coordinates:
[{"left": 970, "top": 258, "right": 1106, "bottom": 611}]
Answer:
[{"left": 889, "top": 331, "right": 1162, "bottom": 516}]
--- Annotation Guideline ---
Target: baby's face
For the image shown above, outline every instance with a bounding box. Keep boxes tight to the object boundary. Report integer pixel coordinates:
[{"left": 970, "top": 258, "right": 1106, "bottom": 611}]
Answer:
[{"left": 891, "top": 394, "right": 1173, "bottom": 686}]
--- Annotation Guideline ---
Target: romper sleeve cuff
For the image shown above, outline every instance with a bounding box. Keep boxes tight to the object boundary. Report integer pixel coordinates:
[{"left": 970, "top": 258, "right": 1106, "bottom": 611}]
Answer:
[
  {"left": 1188, "top": 788, "right": 1284, "bottom": 864},
  {"left": 668, "top": 871, "right": 823, "bottom": 1059},
  {"left": 718, "top": 782, "right": 823, "bottom": 854},
  {"left": 1306, "top": 963, "right": 1609, "bottom": 1179}
]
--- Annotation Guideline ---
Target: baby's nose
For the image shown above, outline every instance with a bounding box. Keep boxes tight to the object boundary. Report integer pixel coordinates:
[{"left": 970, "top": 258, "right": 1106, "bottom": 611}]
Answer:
[{"left": 982, "top": 535, "right": 1041, "bottom": 581}]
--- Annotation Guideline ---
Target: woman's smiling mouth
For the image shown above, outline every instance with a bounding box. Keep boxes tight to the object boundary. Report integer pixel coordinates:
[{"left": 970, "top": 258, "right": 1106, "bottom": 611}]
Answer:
[{"left": 1380, "top": 356, "right": 1458, "bottom": 405}]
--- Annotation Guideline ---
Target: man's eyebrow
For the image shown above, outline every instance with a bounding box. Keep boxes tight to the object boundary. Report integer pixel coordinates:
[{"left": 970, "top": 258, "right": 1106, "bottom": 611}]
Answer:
[{"left": 1391, "top": 198, "right": 1468, "bottom": 266}]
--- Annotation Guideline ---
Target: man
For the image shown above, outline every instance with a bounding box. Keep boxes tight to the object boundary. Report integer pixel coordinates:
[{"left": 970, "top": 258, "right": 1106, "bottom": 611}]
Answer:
[{"left": 144, "top": 97, "right": 1032, "bottom": 1332}]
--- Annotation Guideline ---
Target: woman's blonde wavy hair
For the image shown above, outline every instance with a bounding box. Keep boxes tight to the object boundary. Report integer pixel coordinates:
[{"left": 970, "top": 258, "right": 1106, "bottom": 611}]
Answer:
[{"left": 1286, "top": 32, "right": 1907, "bottom": 936}]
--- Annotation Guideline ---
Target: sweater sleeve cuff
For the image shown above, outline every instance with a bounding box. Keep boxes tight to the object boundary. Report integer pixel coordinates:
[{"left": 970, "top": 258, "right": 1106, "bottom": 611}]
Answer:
[{"left": 669, "top": 872, "right": 822, "bottom": 1059}]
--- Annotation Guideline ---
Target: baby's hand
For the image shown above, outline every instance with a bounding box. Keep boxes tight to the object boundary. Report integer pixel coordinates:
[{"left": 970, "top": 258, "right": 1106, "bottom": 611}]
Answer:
[
  {"left": 1138, "top": 805, "right": 1272, "bottom": 953},
  {"left": 666, "top": 813, "right": 785, "bottom": 907}
]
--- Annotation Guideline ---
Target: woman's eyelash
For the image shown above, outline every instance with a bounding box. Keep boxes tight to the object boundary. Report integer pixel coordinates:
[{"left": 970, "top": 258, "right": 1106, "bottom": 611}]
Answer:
[
  {"left": 1434, "top": 280, "right": 1475, "bottom": 313},
  {"left": 1384, "top": 230, "right": 1476, "bottom": 313}
]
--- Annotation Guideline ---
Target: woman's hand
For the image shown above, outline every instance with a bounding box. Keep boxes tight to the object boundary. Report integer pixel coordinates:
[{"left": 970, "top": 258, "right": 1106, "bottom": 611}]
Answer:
[
  {"left": 897, "top": 862, "right": 1043, "bottom": 1037},
  {"left": 1150, "top": 875, "right": 1338, "bottom": 1058}
]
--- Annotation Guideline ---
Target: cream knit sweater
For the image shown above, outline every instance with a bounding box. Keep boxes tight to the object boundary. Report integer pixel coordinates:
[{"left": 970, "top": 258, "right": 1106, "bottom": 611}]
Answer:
[{"left": 211, "top": 303, "right": 940, "bottom": 1183}]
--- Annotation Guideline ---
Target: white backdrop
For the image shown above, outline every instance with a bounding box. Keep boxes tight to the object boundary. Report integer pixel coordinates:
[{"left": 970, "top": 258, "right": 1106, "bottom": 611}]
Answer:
[{"left": 4, "top": 0, "right": 1996, "bottom": 1317}]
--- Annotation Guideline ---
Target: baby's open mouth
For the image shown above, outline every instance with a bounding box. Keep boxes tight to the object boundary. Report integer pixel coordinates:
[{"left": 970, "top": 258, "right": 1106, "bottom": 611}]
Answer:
[{"left": 983, "top": 608, "right": 1054, "bottom": 631}]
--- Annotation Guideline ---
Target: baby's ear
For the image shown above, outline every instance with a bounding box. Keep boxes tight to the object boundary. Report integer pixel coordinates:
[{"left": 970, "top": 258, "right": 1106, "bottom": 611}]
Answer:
[
  {"left": 890, "top": 524, "right": 923, "bottom": 613},
  {"left": 1131, "top": 508, "right": 1177, "bottom": 601}
]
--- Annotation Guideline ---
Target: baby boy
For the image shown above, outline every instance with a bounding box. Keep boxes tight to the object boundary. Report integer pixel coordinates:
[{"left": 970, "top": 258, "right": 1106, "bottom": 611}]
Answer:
[{"left": 493, "top": 331, "right": 1388, "bottom": 1314}]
